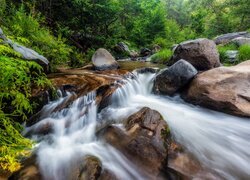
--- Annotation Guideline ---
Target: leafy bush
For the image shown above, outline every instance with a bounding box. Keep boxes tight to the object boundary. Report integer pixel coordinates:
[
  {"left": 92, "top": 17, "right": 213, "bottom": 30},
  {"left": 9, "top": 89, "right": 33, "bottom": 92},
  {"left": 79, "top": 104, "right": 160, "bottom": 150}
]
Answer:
[
  {"left": 151, "top": 49, "right": 173, "bottom": 64},
  {"left": 239, "top": 44, "right": 250, "bottom": 62},
  {"left": 3, "top": 7, "right": 73, "bottom": 71},
  {"left": 0, "top": 54, "right": 50, "bottom": 173},
  {"left": 217, "top": 44, "right": 238, "bottom": 63},
  {"left": 0, "top": 113, "right": 33, "bottom": 173}
]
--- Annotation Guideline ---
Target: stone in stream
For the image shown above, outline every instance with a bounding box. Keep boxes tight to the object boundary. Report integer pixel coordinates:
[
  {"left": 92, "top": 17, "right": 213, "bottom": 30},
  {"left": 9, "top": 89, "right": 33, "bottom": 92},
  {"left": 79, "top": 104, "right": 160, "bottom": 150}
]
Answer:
[
  {"left": 101, "top": 107, "right": 183, "bottom": 179},
  {"left": 92, "top": 48, "right": 119, "bottom": 71},
  {"left": 170, "top": 38, "right": 220, "bottom": 71},
  {"left": 153, "top": 59, "right": 198, "bottom": 96},
  {"left": 183, "top": 60, "right": 250, "bottom": 117}
]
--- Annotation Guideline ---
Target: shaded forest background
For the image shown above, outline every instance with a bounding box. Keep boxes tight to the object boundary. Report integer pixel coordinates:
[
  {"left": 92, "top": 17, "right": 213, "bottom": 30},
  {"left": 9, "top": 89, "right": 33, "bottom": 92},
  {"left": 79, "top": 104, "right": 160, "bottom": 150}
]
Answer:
[{"left": 0, "top": 0, "right": 249, "bottom": 174}]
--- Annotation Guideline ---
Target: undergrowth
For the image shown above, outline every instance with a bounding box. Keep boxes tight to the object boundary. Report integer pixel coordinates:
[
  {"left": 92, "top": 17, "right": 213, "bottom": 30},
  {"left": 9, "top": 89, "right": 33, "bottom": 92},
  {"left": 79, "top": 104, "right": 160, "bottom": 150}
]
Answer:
[{"left": 151, "top": 49, "right": 173, "bottom": 64}]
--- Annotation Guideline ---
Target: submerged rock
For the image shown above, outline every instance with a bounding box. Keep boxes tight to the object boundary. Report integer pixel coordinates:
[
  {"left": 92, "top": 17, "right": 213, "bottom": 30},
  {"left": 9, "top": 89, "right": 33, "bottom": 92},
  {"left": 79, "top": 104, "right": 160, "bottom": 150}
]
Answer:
[
  {"left": 92, "top": 48, "right": 119, "bottom": 71},
  {"left": 170, "top": 38, "right": 220, "bottom": 71},
  {"left": 183, "top": 60, "right": 250, "bottom": 117},
  {"left": 214, "top": 32, "right": 250, "bottom": 45},
  {"left": 153, "top": 59, "right": 198, "bottom": 95}
]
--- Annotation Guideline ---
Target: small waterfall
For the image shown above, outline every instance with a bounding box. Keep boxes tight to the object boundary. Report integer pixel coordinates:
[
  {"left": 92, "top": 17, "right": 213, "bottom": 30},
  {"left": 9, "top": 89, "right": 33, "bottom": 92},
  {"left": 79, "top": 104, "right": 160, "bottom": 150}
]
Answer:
[{"left": 28, "top": 91, "right": 144, "bottom": 180}]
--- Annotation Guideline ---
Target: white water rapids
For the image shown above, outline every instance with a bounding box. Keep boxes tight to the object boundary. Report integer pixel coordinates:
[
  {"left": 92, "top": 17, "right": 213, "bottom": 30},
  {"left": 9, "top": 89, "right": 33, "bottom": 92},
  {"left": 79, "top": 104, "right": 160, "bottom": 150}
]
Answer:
[{"left": 26, "top": 71, "right": 250, "bottom": 180}]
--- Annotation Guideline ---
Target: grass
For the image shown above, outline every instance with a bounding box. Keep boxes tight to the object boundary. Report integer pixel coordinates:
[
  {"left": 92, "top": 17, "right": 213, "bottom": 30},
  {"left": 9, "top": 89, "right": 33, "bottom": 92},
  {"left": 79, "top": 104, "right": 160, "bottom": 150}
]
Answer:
[
  {"left": 239, "top": 44, "right": 250, "bottom": 62},
  {"left": 150, "top": 49, "right": 173, "bottom": 64},
  {"left": 217, "top": 43, "right": 238, "bottom": 64}
]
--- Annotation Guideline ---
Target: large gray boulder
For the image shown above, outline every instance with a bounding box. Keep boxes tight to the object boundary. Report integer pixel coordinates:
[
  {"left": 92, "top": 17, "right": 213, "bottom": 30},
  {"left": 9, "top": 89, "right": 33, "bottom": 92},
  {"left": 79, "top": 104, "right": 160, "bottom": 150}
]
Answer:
[
  {"left": 231, "top": 37, "right": 250, "bottom": 47},
  {"left": 92, "top": 48, "right": 119, "bottom": 71},
  {"left": 153, "top": 59, "right": 198, "bottom": 95},
  {"left": 214, "top": 32, "right": 250, "bottom": 45},
  {"left": 170, "top": 38, "right": 220, "bottom": 71}
]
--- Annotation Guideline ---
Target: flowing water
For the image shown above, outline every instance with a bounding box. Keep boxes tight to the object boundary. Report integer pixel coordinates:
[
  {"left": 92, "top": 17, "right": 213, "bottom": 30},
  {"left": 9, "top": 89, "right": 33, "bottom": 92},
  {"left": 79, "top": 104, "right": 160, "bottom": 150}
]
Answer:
[{"left": 27, "top": 71, "right": 250, "bottom": 180}]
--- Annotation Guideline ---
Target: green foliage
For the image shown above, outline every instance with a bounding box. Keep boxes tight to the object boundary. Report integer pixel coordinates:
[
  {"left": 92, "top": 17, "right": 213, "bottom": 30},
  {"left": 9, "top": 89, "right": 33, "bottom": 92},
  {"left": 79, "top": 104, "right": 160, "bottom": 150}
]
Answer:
[
  {"left": 3, "top": 8, "right": 73, "bottom": 70},
  {"left": 217, "top": 44, "right": 238, "bottom": 63},
  {"left": 0, "top": 53, "right": 50, "bottom": 173},
  {"left": 239, "top": 45, "right": 250, "bottom": 62},
  {"left": 0, "top": 112, "right": 33, "bottom": 173},
  {"left": 151, "top": 49, "right": 173, "bottom": 64},
  {"left": 0, "top": 56, "right": 50, "bottom": 120}
]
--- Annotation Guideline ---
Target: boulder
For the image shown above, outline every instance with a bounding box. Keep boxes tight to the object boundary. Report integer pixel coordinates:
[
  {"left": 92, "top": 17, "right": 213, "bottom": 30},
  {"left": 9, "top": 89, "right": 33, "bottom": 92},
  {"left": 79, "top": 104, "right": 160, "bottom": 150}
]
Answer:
[
  {"left": 140, "top": 48, "right": 152, "bottom": 57},
  {"left": 170, "top": 38, "right": 220, "bottom": 71},
  {"left": 214, "top": 32, "right": 250, "bottom": 45},
  {"left": 231, "top": 37, "right": 250, "bottom": 47},
  {"left": 101, "top": 107, "right": 171, "bottom": 178},
  {"left": 225, "top": 50, "right": 238, "bottom": 63},
  {"left": 115, "top": 42, "right": 130, "bottom": 53},
  {"left": 153, "top": 60, "right": 198, "bottom": 95},
  {"left": 183, "top": 60, "right": 250, "bottom": 117},
  {"left": 92, "top": 48, "right": 119, "bottom": 71}
]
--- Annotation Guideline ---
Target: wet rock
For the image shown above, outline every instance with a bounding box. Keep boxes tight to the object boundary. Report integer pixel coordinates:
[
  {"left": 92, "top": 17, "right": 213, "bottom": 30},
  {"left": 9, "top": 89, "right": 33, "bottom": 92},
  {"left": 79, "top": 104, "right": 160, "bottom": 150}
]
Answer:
[
  {"left": 231, "top": 37, "right": 250, "bottom": 47},
  {"left": 78, "top": 156, "right": 102, "bottom": 180},
  {"left": 102, "top": 107, "right": 171, "bottom": 178},
  {"left": 153, "top": 60, "right": 198, "bottom": 95},
  {"left": 183, "top": 60, "right": 250, "bottom": 117},
  {"left": 136, "top": 67, "right": 158, "bottom": 74},
  {"left": 29, "top": 69, "right": 130, "bottom": 126},
  {"left": 225, "top": 50, "right": 238, "bottom": 63},
  {"left": 170, "top": 38, "right": 220, "bottom": 71},
  {"left": 214, "top": 32, "right": 250, "bottom": 45},
  {"left": 92, "top": 48, "right": 119, "bottom": 71}
]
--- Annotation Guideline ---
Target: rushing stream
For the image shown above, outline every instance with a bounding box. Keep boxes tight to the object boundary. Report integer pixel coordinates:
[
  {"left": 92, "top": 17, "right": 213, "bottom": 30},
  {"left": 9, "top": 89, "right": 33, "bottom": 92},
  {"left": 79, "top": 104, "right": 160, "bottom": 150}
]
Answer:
[{"left": 26, "top": 71, "right": 250, "bottom": 180}]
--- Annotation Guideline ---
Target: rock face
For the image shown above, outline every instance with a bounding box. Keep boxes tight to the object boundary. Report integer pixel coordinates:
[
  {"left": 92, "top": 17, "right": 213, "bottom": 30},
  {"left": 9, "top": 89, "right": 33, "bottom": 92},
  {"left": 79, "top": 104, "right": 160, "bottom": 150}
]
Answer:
[
  {"left": 92, "top": 48, "right": 119, "bottom": 70},
  {"left": 153, "top": 60, "right": 198, "bottom": 95},
  {"left": 102, "top": 107, "right": 171, "bottom": 178},
  {"left": 231, "top": 37, "right": 250, "bottom": 47},
  {"left": 170, "top": 38, "right": 220, "bottom": 71},
  {"left": 214, "top": 32, "right": 250, "bottom": 45},
  {"left": 183, "top": 60, "right": 250, "bottom": 117}
]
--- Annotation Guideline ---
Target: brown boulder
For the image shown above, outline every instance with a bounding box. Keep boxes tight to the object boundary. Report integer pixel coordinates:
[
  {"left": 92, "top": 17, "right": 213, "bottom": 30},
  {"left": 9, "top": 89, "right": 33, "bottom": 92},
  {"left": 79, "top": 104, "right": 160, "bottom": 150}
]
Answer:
[
  {"left": 183, "top": 60, "right": 250, "bottom": 117},
  {"left": 102, "top": 107, "right": 172, "bottom": 178},
  {"left": 170, "top": 38, "right": 220, "bottom": 71}
]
